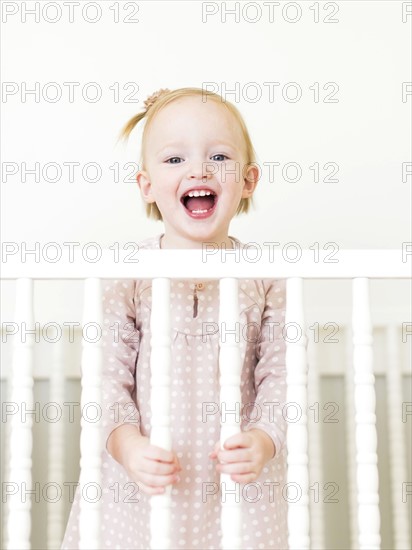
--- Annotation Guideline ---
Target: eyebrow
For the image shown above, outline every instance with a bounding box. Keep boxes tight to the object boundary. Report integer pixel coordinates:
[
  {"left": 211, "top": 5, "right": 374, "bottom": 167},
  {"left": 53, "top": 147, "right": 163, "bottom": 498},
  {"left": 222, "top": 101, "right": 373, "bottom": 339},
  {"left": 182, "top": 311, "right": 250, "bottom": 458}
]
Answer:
[{"left": 156, "top": 143, "right": 184, "bottom": 156}]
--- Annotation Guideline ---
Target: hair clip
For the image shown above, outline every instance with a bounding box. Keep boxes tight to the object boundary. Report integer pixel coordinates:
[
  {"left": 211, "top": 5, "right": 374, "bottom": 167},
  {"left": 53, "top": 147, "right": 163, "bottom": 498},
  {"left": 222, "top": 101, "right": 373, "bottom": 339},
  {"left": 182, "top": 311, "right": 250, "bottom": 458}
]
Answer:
[{"left": 143, "top": 88, "right": 170, "bottom": 111}]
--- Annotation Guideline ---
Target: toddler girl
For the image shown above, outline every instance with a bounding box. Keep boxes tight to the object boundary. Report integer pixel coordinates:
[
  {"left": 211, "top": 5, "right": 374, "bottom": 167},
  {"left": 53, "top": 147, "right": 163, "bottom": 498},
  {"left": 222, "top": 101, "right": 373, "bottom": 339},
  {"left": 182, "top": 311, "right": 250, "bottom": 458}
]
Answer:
[{"left": 61, "top": 87, "right": 288, "bottom": 550}]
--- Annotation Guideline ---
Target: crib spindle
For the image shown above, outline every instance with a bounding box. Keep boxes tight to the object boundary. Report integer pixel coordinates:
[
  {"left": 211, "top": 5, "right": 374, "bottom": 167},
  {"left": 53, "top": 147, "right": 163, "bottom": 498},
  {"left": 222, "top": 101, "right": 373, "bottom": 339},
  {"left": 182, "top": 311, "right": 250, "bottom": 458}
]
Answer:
[
  {"left": 352, "top": 278, "right": 380, "bottom": 550},
  {"left": 218, "top": 278, "right": 243, "bottom": 550},
  {"left": 345, "top": 327, "right": 359, "bottom": 549},
  {"left": 149, "top": 278, "right": 172, "bottom": 550},
  {"left": 6, "top": 278, "right": 34, "bottom": 550},
  {"left": 78, "top": 278, "right": 103, "bottom": 550},
  {"left": 47, "top": 336, "right": 65, "bottom": 548},
  {"left": 307, "top": 336, "right": 325, "bottom": 549},
  {"left": 386, "top": 324, "right": 411, "bottom": 549},
  {"left": 285, "top": 277, "right": 310, "bottom": 550}
]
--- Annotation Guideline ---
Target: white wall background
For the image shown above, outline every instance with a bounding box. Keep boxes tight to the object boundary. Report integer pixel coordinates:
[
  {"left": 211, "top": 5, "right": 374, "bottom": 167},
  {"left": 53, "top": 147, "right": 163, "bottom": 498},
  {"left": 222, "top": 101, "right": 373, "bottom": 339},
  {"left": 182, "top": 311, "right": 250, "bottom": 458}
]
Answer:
[
  {"left": 1, "top": 1, "right": 411, "bottom": 549},
  {"left": 1, "top": 0, "right": 410, "bottom": 248}
]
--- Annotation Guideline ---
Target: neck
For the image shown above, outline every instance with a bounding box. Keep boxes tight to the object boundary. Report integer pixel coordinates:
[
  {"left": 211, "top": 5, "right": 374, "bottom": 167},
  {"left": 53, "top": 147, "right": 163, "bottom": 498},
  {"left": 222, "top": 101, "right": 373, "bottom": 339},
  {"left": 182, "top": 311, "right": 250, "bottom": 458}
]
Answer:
[{"left": 160, "top": 233, "right": 234, "bottom": 250}]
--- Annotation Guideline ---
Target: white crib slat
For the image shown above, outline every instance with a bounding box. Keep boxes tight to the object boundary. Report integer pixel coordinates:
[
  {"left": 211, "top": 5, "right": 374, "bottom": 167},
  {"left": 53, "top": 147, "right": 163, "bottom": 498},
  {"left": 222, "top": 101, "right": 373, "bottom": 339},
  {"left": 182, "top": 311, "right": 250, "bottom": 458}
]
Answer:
[
  {"left": 3, "top": 389, "right": 11, "bottom": 550},
  {"left": 286, "top": 277, "right": 310, "bottom": 550},
  {"left": 79, "top": 278, "right": 103, "bottom": 550},
  {"left": 307, "top": 338, "right": 325, "bottom": 549},
  {"left": 149, "top": 278, "right": 172, "bottom": 550},
  {"left": 6, "top": 278, "right": 34, "bottom": 550},
  {"left": 218, "top": 278, "right": 242, "bottom": 550},
  {"left": 352, "top": 278, "right": 380, "bottom": 550},
  {"left": 345, "top": 327, "right": 359, "bottom": 549},
  {"left": 48, "top": 336, "right": 65, "bottom": 549},
  {"left": 386, "top": 324, "right": 411, "bottom": 549}
]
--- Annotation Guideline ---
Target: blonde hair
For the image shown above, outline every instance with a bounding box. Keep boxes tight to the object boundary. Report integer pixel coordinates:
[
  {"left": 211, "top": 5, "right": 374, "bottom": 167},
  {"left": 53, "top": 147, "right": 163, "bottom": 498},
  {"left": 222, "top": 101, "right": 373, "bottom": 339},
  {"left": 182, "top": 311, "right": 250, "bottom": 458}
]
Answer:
[{"left": 118, "top": 87, "right": 258, "bottom": 221}]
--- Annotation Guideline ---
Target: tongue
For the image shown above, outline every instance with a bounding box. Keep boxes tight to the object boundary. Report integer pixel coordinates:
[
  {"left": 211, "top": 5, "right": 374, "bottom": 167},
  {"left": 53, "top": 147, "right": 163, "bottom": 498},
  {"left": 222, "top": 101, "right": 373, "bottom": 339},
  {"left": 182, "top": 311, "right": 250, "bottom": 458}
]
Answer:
[{"left": 185, "top": 195, "right": 214, "bottom": 211}]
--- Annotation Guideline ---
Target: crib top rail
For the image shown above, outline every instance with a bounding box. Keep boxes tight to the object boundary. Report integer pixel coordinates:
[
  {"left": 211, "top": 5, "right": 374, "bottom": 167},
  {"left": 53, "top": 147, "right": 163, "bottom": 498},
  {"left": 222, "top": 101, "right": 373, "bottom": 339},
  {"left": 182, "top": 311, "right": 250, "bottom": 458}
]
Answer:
[{"left": 1, "top": 248, "right": 410, "bottom": 279}]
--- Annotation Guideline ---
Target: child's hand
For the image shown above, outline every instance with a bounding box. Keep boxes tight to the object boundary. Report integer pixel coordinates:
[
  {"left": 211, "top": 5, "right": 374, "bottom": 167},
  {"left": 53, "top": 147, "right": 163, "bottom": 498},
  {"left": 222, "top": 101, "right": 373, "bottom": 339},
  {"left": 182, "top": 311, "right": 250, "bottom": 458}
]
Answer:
[
  {"left": 120, "top": 430, "right": 182, "bottom": 496},
  {"left": 208, "top": 429, "right": 275, "bottom": 484}
]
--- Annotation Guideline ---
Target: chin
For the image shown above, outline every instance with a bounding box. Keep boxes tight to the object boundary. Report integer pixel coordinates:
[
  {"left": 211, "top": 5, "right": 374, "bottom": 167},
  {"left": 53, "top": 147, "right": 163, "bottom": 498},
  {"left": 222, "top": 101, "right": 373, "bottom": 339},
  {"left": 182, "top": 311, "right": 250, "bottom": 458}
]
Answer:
[{"left": 195, "top": 233, "right": 228, "bottom": 248}]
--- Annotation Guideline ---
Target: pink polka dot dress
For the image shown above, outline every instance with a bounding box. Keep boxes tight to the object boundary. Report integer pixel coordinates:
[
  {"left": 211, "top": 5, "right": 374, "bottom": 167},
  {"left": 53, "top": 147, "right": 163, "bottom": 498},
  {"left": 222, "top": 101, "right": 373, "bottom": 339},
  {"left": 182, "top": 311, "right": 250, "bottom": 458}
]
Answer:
[{"left": 61, "top": 233, "right": 288, "bottom": 550}]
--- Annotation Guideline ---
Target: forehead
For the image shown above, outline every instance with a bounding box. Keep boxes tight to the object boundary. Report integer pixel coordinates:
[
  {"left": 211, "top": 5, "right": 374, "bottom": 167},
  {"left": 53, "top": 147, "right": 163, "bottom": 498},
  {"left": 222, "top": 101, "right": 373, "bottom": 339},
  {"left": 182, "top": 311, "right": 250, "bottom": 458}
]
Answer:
[{"left": 145, "top": 96, "right": 243, "bottom": 148}]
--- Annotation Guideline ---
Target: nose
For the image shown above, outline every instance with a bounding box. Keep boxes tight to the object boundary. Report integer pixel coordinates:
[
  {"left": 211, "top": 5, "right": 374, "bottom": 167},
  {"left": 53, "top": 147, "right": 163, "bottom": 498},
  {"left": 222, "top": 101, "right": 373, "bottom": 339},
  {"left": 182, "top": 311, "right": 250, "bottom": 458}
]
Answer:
[{"left": 187, "top": 161, "right": 213, "bottom": 181}]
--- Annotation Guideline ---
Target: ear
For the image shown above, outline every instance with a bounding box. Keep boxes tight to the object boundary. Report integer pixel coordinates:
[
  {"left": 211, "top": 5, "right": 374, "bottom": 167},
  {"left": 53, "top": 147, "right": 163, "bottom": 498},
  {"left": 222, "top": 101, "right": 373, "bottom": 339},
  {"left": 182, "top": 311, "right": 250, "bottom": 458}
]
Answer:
[
  {"left": 241, "top": 163, "right": 260, "bottom": 199},
  {"left": 136, "top": 170, "right": 156, "bottom": 204}
]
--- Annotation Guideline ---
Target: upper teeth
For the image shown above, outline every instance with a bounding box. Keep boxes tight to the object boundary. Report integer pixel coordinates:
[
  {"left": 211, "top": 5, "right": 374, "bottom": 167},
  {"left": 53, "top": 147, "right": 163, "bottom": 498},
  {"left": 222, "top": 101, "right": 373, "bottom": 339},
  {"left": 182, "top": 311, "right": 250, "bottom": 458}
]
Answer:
[{"left": 186, "top": 190, "right": 212, "bottom": 197}]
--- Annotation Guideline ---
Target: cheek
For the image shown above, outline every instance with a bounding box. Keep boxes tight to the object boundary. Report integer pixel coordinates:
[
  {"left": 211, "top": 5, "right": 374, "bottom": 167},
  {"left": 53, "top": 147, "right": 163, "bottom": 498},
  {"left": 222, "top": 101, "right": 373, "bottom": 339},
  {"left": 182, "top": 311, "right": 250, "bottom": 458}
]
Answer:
[
  {"left": 219, "top": 161, "right": 243, "bottom": 186},
  {"left": 150, "top": 171, "right": 174, "bottom": 190}
]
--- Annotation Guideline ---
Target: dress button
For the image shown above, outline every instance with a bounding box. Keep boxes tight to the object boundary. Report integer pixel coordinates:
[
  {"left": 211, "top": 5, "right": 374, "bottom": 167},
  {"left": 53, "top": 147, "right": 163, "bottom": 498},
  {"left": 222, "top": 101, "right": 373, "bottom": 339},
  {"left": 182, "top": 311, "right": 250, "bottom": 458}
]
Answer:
[{"left": 196, "top": 283, "right": 204, "bottom": 290}]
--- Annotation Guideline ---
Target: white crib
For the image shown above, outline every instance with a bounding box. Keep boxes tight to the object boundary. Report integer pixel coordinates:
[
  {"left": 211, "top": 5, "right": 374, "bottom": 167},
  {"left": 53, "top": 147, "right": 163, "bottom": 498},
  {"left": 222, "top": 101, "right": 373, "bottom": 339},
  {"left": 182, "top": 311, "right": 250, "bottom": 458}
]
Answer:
[{"left": 1, "top": 247, "right": 411, "bottom": 549}]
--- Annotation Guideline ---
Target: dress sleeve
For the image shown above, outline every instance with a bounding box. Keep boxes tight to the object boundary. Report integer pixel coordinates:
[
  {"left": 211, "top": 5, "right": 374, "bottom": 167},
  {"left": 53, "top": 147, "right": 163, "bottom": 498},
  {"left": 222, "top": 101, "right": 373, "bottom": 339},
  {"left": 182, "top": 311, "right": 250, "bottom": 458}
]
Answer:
[
  {"left": 243, "top": 278, "right": 288, "bottom": 459},
  {"left": 101, "top": 278, "right": 141, "bottom": 452}
]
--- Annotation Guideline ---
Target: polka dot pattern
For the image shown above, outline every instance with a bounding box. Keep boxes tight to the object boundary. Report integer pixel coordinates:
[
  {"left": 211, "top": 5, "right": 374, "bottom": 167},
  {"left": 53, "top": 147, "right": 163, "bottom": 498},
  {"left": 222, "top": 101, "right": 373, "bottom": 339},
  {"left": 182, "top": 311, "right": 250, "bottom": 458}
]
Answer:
[{"left": 61, "top": 233, "right": 288, "bottom": 550}]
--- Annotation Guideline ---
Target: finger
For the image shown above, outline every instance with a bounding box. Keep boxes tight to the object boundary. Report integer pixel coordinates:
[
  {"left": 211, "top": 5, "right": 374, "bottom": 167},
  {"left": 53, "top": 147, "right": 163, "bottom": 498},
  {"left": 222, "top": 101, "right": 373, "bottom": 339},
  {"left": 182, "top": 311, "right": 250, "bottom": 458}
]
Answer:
[
  {"left": 142, "top": 445, "right": 177, "bottom": 464},
  {"left": 140, "top": 483, "right": 169, "bottom": 496},
  {"left": 216, "top": 461, "right": 254, "bottom": 476},
  {"left": 228, "top": 471, "right": 259, "bottom": 484},
  {"left": 217, "top": 448, "right": 253, "bottom": 465},
  {"left": 138, "top": 470, "right": 180, "bottom": 488},
  {"left": 173, "top": 455, "right": 183, "bottom": 471},
  {"left": 138, "top": 457, "right": 180, "bottom": 476},
  {"left": 222, "top": 433, "right": 250, "bottom": 451},
  {"left": 209, "top": 440, "right": 222, "bottom": 459}
]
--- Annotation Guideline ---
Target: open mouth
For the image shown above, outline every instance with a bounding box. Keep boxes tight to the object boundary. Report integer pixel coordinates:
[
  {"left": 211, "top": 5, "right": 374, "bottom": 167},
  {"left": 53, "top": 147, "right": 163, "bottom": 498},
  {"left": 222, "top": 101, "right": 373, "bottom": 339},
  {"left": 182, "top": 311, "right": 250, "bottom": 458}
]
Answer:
[{"left": 180, "top": 188, "right": 218, "bottom": 218}]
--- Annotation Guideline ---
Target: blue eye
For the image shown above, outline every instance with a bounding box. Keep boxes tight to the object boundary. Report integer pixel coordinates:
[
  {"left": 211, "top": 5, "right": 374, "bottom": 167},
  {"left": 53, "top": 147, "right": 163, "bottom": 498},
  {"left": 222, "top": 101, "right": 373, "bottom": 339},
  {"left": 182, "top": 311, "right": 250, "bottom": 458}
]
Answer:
[
  {"left": 212, "top": 154, "right": 228, "bottom": 161},
  {"left": 166, "top": 157, "right": 183, "bottom": 164},
  {"left": 165, "top": 154, "right": 228, "bottom": 164}
]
